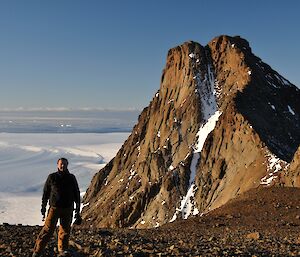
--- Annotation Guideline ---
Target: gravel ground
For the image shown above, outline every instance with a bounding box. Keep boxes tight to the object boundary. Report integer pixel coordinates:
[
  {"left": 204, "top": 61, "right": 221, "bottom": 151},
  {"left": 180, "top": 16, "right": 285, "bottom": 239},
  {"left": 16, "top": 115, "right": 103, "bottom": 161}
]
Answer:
[{"left": 1, "top": 187, "right": 300, "bottom": 256}]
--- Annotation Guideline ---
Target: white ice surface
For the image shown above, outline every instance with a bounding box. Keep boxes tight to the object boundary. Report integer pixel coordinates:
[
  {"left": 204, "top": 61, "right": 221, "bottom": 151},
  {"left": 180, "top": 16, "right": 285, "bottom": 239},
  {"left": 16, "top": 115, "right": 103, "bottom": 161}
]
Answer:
[{"left": 0, "top": 132, "right": 128, "bottom": 225}]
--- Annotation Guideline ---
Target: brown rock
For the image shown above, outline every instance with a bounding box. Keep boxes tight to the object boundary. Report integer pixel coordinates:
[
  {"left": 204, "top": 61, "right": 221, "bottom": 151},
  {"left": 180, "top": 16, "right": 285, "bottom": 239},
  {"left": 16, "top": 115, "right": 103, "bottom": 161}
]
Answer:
[
  {"left": 82, "top": 35, "right": 300, "bottom": 229},
  {"left": 296, "top": 237, "right": 300, "bottom": 245},
  {"left": 246, "top": 232, "right": 261, "bottom": 240},
  {"left": 284, "top": 147, "right": 300, "bottom": 186}
]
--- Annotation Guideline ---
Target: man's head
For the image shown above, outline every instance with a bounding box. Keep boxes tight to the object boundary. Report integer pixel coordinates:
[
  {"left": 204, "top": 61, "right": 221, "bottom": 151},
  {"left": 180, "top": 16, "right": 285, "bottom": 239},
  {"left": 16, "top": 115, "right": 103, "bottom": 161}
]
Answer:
[{"left": 57, "top": 158, "right": 69, "bottom": 172}]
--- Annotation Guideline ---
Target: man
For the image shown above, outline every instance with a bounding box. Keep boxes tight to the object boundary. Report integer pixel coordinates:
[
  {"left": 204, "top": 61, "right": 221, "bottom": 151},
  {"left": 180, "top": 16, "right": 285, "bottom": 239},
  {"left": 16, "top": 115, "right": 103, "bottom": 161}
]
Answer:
[{"left": 32, "top": 158, "right": 81, "bottom": 257}]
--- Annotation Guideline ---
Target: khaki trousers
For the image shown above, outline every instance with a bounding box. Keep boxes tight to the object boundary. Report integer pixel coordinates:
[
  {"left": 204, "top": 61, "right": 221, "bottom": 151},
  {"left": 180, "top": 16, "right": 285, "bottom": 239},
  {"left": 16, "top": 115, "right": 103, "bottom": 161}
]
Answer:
[{"left": 33, "top": 206, "right": 73, "bottom": 254}]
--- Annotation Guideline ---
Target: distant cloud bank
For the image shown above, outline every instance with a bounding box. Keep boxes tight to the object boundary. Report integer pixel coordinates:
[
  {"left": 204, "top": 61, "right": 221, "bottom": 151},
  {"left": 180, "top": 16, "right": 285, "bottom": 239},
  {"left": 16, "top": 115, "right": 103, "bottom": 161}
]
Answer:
[{"left": 0, "top": 107, "right": 142, "bottom": 112}]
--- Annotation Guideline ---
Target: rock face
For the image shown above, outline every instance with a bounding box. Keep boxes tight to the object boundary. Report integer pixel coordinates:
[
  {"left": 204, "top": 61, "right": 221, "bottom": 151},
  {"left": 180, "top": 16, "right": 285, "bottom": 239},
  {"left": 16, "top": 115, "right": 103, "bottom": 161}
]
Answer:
[
  {"left": 82, "top": 35, "right": 300, "bottom": 228},
  {"left": 283, "top": 147, "right": 300, "bottom": 186}
]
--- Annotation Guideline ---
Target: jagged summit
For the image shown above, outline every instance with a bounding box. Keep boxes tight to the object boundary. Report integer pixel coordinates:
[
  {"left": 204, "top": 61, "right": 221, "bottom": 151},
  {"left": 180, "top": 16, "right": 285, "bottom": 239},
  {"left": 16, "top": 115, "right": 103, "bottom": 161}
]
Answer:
[{"left": 82, "top": 35, "right": 300, "bottom": 228}]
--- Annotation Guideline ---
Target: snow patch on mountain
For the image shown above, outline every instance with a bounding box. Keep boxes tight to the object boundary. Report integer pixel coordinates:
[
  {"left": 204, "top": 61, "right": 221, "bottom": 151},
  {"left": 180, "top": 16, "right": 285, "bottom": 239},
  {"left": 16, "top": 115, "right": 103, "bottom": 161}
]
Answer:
[
  {"left": 261, "top": 151, "right": 288, "bottom": 186},
  {"left": 288, "top": 105, "right": 295, "bottom": 116},
  {"left": 170, "top": 60, "right": 221, "bottom": 222}
]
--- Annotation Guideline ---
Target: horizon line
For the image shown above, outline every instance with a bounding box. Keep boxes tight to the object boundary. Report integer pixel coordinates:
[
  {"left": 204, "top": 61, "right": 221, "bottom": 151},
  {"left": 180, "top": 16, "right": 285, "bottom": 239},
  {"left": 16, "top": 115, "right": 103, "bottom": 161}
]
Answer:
[{"left": 0, "top": 107, "right": 142, "bottom": 112}]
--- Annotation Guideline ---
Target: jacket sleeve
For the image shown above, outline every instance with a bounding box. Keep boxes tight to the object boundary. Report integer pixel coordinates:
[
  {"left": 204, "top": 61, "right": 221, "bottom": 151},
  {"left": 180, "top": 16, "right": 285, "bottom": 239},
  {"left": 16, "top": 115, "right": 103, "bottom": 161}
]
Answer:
[
  {"left": 41, "top": 175, "right": 51, "bottom": 211},
  {"left": 72, "top": 175, "right": 81, "bottom": 212}
]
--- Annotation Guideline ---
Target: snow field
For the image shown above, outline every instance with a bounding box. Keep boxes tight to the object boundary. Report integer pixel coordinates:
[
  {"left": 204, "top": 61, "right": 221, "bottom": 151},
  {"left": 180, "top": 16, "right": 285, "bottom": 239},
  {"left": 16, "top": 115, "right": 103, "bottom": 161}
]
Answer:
[{"left": 0, "top": 132, "right": 128, "bottom": 225}]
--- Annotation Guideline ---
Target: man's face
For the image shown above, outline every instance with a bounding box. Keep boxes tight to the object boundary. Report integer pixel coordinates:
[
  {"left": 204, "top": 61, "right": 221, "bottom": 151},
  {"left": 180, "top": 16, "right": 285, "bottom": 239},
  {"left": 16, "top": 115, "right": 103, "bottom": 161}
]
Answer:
[{"left": 57, "top": 159, "right": 68, "bottom": 172}]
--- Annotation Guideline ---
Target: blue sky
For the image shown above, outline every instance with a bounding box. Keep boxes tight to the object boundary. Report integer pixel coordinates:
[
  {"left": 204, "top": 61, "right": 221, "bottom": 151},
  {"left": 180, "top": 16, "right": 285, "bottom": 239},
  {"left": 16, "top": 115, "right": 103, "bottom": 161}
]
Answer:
[{"left": 0, "top": 0, "right": 299, "bottom": 110}]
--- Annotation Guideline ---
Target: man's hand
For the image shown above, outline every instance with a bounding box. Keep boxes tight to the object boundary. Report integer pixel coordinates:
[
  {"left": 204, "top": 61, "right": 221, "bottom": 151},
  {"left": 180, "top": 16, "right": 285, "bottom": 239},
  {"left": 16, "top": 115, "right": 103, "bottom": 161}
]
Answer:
[
  {"left": 41, "top": 206, "right": 46, "bottom": 221},
  {"left": 74, "top": 206, "right": 82, "bottom": 225},
  {"left": 73, "top": 213, "right": 82, "bottom": 225},
  {"left": 74, "top": 205, "right": 80, "bottom": 216}
]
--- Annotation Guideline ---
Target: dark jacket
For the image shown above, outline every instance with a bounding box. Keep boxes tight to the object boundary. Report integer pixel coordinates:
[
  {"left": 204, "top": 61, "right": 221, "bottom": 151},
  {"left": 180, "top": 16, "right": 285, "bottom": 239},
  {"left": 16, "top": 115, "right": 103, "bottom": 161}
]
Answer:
[{"left": 42, "top": 170, "right": 80, "bottom": 210}]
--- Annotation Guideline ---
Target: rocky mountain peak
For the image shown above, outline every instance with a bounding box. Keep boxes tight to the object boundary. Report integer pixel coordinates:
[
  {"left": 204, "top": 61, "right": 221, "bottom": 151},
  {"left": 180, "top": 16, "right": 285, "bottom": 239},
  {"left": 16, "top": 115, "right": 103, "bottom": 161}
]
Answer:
[{"left": 82, "top": 35, "right": 300, "bottom": 228}]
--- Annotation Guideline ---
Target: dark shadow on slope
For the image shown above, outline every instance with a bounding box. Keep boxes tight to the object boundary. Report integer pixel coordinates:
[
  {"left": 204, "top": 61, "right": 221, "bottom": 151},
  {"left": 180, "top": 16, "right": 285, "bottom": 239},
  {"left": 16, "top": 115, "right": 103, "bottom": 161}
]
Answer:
[{"left": 235, "top": 77, "right": 300, "bottom": 162}]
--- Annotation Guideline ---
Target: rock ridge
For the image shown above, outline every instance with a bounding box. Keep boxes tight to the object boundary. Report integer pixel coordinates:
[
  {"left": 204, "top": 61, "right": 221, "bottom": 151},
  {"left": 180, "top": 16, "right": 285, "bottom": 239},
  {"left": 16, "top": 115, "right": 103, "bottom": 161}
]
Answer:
[{"left": 82, "top": 35, "right": 300, "bottom": 228}]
